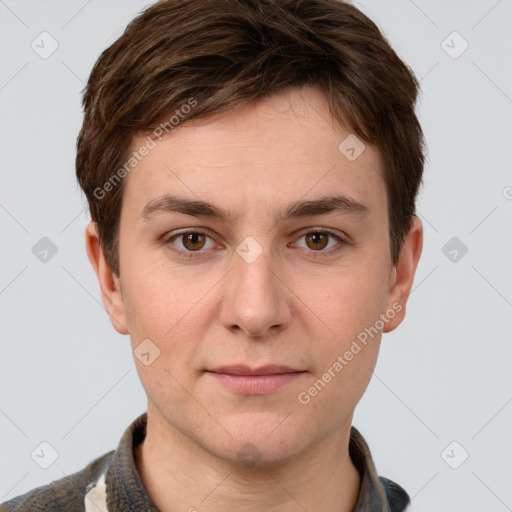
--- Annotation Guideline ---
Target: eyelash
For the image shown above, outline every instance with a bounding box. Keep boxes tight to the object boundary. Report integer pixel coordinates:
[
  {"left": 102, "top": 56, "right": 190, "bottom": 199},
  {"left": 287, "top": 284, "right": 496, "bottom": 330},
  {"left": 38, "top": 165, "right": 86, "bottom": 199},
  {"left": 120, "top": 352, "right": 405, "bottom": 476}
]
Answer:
[{"left": 162, "top": 228, "right": 348, "bottom": 260}]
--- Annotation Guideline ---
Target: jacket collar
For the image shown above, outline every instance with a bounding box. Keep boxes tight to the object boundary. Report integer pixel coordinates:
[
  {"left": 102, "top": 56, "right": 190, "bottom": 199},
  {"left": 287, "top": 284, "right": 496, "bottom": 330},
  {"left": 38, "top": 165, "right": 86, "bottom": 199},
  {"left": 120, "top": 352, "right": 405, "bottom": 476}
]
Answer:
[{"left": 104, "top": 413, "right": 410, "bottom": 512}]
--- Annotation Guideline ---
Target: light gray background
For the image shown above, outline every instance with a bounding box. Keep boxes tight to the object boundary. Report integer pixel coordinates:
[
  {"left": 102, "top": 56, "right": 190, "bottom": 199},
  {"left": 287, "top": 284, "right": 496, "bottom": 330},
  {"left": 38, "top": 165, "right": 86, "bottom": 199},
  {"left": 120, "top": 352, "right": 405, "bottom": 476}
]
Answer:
[{"left": 1, "top": 0, "right": 511, "bottom": 510}]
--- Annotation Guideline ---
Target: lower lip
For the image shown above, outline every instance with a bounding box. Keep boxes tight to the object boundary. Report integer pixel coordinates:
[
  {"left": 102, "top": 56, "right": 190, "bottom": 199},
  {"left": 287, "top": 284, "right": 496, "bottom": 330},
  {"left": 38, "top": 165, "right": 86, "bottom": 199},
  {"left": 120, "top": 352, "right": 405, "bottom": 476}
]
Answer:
[{"left": 207, "top": 371, "right": 305, "bottom": 394}]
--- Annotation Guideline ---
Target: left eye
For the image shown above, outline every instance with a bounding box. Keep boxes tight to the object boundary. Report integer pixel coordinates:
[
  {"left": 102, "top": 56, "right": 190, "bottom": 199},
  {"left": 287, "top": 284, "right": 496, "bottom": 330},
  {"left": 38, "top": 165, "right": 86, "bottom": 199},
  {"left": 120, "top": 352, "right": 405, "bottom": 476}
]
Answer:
[
  {"left": 292, "top": 230, "right": 345, "bottom": 252},
  {"left": 166, "top": 231, "right": 215, "bottom": 252}
]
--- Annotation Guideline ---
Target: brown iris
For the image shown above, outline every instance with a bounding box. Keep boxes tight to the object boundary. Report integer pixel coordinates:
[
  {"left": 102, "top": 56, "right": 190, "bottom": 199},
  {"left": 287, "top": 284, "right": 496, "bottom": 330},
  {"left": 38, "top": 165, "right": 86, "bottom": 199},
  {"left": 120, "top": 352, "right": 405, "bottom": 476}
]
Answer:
[
  {"left": 305, "top": 232, "right": 329, "bottom": 250},
  {"left": 182, "top": 232, "right": 206, "bottom": 251}
]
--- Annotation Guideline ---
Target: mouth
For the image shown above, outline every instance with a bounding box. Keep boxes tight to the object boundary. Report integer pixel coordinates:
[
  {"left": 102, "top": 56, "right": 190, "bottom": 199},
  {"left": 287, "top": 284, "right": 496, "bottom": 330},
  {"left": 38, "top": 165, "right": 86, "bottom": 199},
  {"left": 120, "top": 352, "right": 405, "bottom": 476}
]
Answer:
[{"left": 205, "top": 365, "right": 306, "bottom": 394}]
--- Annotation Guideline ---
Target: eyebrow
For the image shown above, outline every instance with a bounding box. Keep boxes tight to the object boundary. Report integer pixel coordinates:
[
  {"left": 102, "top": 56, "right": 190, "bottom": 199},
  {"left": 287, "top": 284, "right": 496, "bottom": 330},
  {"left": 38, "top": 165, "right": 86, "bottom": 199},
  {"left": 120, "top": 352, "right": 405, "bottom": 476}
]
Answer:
[{"left": 138, "top": 193, "right": 369, "bottom": 224}]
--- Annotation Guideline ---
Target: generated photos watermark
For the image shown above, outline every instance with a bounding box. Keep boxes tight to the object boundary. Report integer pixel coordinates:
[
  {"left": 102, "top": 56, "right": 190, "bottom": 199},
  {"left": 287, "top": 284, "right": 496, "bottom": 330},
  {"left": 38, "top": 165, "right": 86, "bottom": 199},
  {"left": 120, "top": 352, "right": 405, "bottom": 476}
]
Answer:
[
  {"left": 93, "top": 97, "right": 198, "bottom": 201},
  {"left": 298, "top": 301, "right": 402, "bottom": 405}
]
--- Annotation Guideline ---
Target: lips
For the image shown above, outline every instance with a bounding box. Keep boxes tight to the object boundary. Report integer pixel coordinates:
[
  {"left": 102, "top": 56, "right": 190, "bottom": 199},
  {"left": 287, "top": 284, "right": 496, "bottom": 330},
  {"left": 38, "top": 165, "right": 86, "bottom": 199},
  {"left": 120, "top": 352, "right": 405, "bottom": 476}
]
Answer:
[
  {"left": 208, "top": 364, "right": 301, "bottom": 376},
  {"left": 205, "top": 365, "right": 306, "bottom": 394}
]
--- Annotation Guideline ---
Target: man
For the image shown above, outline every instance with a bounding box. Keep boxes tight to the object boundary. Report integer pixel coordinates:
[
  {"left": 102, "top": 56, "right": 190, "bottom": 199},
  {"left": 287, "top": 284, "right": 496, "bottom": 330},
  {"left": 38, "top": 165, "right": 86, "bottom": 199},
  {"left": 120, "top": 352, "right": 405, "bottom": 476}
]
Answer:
[{"left": 1, "top": 0, "right": 424, "bottom": 510}]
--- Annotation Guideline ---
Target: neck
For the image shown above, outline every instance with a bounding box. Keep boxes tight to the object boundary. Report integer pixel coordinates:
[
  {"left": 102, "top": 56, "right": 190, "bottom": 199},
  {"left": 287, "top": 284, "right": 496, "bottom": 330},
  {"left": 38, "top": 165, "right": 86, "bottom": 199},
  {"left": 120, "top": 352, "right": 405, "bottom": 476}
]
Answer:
[{"left": 135, "top": 405, "right": 361, "bottom": 512}]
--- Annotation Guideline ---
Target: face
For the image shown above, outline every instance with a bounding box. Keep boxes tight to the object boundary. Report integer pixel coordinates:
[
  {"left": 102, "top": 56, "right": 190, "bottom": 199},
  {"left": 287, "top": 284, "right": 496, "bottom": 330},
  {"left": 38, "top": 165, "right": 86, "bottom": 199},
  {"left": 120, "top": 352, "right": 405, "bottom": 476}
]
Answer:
[{"left": 87, "top": 86, "right": 422, "bottom": 467}]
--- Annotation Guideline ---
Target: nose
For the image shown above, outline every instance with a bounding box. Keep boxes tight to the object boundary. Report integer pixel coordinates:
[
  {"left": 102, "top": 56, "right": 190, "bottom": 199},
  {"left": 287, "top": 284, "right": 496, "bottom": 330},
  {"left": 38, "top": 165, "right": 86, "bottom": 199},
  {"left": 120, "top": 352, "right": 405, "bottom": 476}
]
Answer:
[{"left": 219, "top": 245, "right": 292, "bottom": 338}]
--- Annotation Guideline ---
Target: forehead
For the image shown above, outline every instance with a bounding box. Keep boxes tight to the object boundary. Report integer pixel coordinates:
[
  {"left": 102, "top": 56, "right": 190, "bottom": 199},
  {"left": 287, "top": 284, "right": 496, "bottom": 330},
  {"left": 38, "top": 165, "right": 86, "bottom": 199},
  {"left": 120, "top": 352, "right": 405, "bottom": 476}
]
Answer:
[{"left": 122, "top": 87, "right": 386, "bottom": 222}]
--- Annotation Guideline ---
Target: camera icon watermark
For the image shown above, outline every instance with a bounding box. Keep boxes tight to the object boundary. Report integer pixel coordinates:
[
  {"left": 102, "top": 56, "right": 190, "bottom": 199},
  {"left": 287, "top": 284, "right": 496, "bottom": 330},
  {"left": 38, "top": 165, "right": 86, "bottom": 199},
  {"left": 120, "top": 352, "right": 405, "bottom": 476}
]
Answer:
[
  {"left": 442, "top": 236, "right": 468, "bottom": 263},
  {"left": 441, "top": 441, "right": 469, "bottom": 469},
  {"left": 236, "top": 236, "right": 263, "bottom": 264},
  {"left": 31, "top": 31, "right": 59, "bottom": 60},
  {"left": 441, "top": 31, "right": 469, "bottom": 60},
  {"left": 133, "top": 338, "right": 161, "bottom": 366},
  {"left": 31, "top": 441, "right": 59, "bottom": 469},
  {"left": 236, "top": 442, "right": 263, "bottom": 467},
  {"left": 32, "top": 237, "right": 58, "bottom": 263},
  {"left": 338, "top": 134, "right": 366, "bottom": 161}
]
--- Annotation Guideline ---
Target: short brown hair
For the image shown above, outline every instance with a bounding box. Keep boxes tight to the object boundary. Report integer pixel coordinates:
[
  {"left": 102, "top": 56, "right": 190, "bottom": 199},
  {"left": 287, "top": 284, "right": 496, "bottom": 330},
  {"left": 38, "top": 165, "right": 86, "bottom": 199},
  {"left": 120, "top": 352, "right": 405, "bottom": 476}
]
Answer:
[{"left": 76, "top": 0, "right": 425, "bottom": 277}]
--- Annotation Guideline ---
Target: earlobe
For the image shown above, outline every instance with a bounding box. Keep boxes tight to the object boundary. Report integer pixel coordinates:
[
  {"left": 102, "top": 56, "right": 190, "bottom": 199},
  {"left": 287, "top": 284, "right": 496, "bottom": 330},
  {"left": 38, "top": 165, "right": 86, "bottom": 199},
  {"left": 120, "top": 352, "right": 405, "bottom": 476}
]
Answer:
[
  {"left": 85, "top": 221, "right": 129, "bottom": 335},
  {"left": 383, "top": 216, "right": 423, "bottom": 333}
]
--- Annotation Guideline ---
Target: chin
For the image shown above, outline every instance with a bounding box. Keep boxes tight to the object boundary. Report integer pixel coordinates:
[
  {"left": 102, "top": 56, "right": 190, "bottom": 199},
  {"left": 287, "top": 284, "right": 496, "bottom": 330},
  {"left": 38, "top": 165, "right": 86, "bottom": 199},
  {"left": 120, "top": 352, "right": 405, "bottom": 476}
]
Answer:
[
  {"left": 215, "top": 441, "right": 306, "bottom": 469},
  {"left": 206, "top": 418, "right": 310, "bottom": 469}
]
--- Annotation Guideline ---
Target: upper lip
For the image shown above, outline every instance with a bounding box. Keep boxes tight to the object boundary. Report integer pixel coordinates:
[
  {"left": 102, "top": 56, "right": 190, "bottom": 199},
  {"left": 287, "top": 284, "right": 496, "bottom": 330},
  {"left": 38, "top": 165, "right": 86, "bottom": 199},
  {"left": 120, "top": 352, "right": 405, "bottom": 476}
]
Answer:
[{"left": 207, "top": 365, "right": 303, "bottom": 376}]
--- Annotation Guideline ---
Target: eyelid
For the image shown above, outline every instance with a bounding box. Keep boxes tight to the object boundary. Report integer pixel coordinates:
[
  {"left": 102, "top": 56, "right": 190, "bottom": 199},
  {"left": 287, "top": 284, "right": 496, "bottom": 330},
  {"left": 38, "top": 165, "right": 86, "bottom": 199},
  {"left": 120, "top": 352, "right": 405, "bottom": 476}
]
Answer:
[{"left": 294, "top": 226, "right": 346, "bottom": 240}]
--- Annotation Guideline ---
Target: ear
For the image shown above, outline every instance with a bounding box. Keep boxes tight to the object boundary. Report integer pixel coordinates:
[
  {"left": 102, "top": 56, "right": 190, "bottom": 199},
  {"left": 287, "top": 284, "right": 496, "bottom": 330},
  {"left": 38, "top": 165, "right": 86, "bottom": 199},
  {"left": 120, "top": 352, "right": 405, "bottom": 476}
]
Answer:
[
  {"left": 85, "top": 221, "right": 129, "bottom": 335},
  {"left": 383, "top": 216, "right": 423, "bottom": 333}
]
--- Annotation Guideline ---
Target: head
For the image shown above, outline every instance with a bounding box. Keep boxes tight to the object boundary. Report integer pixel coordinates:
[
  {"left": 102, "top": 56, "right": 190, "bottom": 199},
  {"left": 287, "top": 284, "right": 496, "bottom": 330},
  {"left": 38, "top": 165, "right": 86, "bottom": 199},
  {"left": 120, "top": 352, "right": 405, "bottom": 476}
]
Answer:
[{"left": 81, "top": 0, "right": 424, "bottom": 466}]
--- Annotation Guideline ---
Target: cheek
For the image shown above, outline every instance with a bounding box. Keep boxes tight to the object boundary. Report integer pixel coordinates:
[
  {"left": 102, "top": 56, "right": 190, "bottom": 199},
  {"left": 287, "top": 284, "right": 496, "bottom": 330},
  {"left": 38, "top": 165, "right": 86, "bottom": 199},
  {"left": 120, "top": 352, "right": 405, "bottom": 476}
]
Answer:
[
  {"left": 120, "top": 260, "right": 183, "bottom": 348},
  {"left": 122, "top": 262, "right": 217, "bottom": 361},
  {"left": 319, "top": 343, "right": 379, "bottom": 419},
  {"left": 298, "top": 305, "right": 382, "bottom": 422},
  {"left": 297, "top": 263, "right": 389, "bottom": 407},
  {"left": 307, "top": 265, "right": 389, "bottom": 344},
  {"left": 124, "top": 268, "right": 205, "bottom": 402}
]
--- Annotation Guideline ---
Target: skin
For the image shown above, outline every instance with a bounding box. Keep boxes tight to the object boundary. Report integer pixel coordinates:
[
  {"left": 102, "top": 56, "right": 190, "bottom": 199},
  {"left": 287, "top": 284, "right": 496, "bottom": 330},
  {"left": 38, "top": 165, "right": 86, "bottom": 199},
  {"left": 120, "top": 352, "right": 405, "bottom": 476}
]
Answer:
[{"left": 86, "top": 85, "right": 423, "bottom": 512}]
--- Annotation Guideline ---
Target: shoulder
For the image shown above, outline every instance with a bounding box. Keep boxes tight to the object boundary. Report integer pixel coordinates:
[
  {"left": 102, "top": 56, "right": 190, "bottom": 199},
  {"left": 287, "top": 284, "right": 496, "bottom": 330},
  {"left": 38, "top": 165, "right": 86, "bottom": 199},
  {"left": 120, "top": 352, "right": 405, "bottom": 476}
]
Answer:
[
  {"left": 0, "top": 450, "right": 115, "bottom": 512},
  {"left": 379, "top": 476, "right": 411, "bottom": 512}
]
